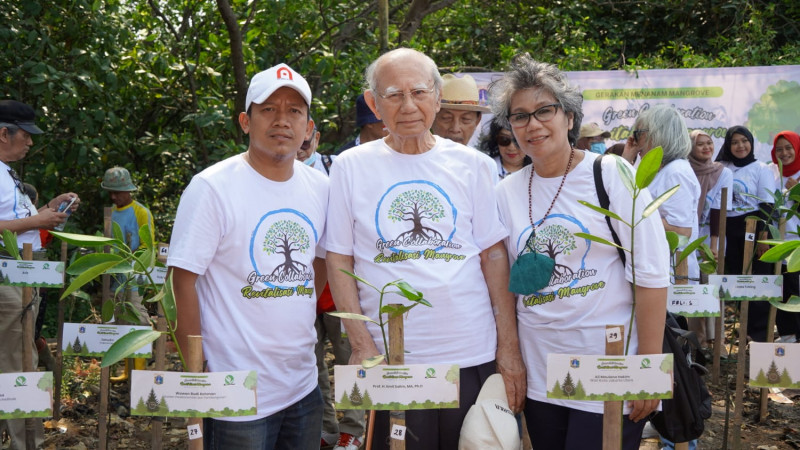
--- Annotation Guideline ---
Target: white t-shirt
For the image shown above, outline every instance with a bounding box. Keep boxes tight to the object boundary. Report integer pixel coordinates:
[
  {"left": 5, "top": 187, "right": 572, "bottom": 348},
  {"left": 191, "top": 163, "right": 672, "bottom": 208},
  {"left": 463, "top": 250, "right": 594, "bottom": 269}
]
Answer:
[
  {"left": 721, "top": 161, "right": 777, "bottom": 216},
  {"left": 326, "top": 136, "right": 507, "bottom": 367},
  {"left": 773, "top": 165, "right": 800, "bottom": 241},
  {"left": 0, "top": 161, "right": 41, "bottom": 251},
  {"left": 649, "top": 159, "right": 701, "bottom": 282},
  {"left": 699, "top": 168, "right": 733, "bottom": 243},
  {"left": 168, "top": 154, "right": 329, "bottom": 420},
  {"left": 495, "top": 152, "right": 670, "bottom": 414}
]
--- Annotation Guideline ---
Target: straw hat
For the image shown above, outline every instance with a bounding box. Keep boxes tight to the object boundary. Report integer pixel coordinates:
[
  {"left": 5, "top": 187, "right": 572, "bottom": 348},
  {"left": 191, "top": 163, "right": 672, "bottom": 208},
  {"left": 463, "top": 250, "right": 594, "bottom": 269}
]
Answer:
[{"left": 440, "top": 74, "right": 490, "bottom": 112}]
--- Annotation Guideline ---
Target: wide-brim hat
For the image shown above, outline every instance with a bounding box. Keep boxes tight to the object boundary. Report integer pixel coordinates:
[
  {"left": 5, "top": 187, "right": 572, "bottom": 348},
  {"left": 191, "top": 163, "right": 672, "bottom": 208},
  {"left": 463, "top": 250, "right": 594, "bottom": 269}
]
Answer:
[
  {"left": 245, "top": 64, "right": 312, "bottom": 112},
  {"left": 101, "top": 166, "right": 138, "bottom": 192},
  {"left": 579, "top": 122, "right": 611, "bottom": 139},
  {"left": 0, "top": 100, "right": 44, "bottom": 134},
  {"left": 441, "top": 74, "right": 490, "bottom": 112},
  {"left": 458, "top": 374, "right": 521, "bottom": 450}
]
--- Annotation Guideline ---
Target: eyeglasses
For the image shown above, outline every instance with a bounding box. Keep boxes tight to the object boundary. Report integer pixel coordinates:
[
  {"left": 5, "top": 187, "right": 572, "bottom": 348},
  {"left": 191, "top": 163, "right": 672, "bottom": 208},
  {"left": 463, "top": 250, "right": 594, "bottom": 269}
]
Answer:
[
  {"left": 508, "top": 103, "right": 561, "bottom": 128},
  {"left": 496, "top": 135, "right": 515, "bottom": 147},
  {"left": 377, "top": 86, "right": 436, "bottom": 105},
  {"left": 633, "top": 129, "right": 649, "bottom": 143}
]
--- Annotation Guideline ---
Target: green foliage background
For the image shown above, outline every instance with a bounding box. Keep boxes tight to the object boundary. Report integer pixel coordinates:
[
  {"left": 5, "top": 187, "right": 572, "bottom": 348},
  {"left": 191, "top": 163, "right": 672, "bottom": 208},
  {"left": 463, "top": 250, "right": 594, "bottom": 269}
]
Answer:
[{"left": 2, "top": 0, "right": 799, "bottom": 245}]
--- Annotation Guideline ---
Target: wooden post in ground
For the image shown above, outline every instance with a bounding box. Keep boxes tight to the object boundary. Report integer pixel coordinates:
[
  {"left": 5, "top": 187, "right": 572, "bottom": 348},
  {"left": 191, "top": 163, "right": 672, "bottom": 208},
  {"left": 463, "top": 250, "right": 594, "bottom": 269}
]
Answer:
[
  {"left": 759, "top": 218, "right": 785, "bottom": 422},
  {"left": 674, "top": 257, "right": 690, "bottom": 450},
  {"left": 388, "top": 305, "right": 405, "bottom": 450},
  {"left": 602, "top": 324, "right": 624, "bottom": 450},
  {"left": 188, "top": 335, "right": 204, "bottom": 450},
  {"left": 20, "top": 244, "right": 37, "bottom": 449},
  {"left": 713, "top": 188, "right": 728, "bottom": 385},
  {"left": 151, "top": 316, "right": 167, "bottom": 450},
  {"left": 730, "top": 217, "right": 758, "bottom": 450},
  {"left": 99, "top": 207, "right": 113, "bottom": 450},
  {"left": 54, "top": 239, "right": 68, "bottom": 421}
]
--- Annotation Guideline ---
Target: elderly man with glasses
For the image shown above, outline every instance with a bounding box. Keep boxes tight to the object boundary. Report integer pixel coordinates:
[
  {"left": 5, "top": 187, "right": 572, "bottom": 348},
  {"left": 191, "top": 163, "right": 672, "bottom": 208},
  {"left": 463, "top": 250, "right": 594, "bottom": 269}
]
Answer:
[
  {"left": 0, "top": 99, "right": 80, "bottom": 450},
  {"left": 325, "top": 48, "right": 525, "bottom": 449}
]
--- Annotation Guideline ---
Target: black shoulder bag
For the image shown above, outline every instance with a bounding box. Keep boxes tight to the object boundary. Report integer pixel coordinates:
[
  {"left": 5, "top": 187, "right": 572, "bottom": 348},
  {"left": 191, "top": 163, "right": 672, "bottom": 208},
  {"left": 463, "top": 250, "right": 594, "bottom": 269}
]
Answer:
[{"left": 593, "top": 154, "right": 712, "bottom": 443}]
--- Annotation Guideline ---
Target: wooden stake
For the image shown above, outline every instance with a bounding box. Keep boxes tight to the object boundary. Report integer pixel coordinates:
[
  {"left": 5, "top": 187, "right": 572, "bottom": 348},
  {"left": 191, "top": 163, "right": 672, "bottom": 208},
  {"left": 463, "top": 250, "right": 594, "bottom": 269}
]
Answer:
[
  {"left": 99, "top": 207, "right": 113, "bottom": 450},
  {"left": 674, "top": 256, "right": 690, "bottom": 450},
  {"left": 602, "top": 324, "right": 624, "bottom": 450},
  {"left": 54, "top": 239, "right": 67, "bottom": 421},
  {"left": 187, "top": 335, "right": 204, "bottom": 450},
  {"left": 713, "top": 188, "right": 728, "bottom": 385},
  {"left": 151, "top": 316, "right": 167, "bottom": 450},
  {"left": 731, "top": 217, "right": 758, "bottom": 450},
  {"left": 388, "top": 305, "right": 405, "bottom": 450},
  {"left": 759, "top": 218, "right": 785, "bottom": 421},
  {"left": 20, "top": 244, "right": 37, "bottom": 450}
]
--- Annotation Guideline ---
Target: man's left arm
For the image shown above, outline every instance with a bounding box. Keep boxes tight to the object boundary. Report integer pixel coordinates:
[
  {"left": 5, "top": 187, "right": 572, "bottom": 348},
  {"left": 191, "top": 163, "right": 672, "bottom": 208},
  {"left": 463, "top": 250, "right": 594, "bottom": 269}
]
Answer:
[
  {"left": 480, "top": 240, "right": 526, "bottom": 413},
  {"left": 313, "top": 257, "right": 327, "bottom": 301}
]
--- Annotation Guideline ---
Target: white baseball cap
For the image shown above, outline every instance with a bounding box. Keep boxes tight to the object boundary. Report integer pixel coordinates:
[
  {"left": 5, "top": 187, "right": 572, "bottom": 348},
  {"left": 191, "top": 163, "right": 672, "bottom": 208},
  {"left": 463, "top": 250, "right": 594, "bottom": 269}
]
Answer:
[
  {"left": 458, "top": 374, "right": 521, "bottom": 450},
  {"left": 245, "top": 64, "right": 312, "bottom": 112}
]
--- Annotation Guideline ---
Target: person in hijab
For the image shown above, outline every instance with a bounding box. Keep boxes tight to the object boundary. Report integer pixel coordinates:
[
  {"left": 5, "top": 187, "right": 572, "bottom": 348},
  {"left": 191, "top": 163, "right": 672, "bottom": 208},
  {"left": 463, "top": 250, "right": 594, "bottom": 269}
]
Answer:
[
  {"left": 771, "top": 130, "right": 800, "bottom": 343},
  {"left": 715, "top": 125, "right": 777, "bottom": 341},
  {"left": 688, "top": 129, "right": 732, "bottom": 348}
]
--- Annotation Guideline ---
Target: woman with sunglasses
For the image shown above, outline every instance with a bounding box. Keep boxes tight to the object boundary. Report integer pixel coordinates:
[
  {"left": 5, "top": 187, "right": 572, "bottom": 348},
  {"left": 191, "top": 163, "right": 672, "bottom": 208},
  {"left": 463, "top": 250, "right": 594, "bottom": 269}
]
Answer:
[
  {"left": 490, "top": 54, "right": 670, "bottom": 449},
  {"left": 771, "top": 131, "right": 800, "bottom": 343},
  {"left": 478, "top": 117, "right": 531, "bottom": 179},
  {"left": 715, "top": 125, "right": 777, "bottom": 341}
]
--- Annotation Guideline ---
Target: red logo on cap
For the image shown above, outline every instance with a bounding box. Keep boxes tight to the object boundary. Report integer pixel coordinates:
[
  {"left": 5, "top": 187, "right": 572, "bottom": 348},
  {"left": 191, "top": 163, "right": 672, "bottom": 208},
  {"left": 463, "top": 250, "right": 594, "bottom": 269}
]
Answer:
[{"left": 276, "top": 67, "right": 293, "bottom": 81}]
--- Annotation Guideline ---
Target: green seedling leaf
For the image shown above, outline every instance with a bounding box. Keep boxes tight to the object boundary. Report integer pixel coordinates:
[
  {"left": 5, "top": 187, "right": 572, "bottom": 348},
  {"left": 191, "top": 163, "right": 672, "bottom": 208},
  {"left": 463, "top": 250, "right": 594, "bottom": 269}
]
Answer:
[
  {"left": 677, "top": 236, "right": 707, "bottom": 264},
  {"left": 574, "top": 232, "right": 626, "bottom": 251},
  {"left": 60, "top": 260, "right": 124, "bottom": 300},
  {"left": 327, "top": 311, "right": 379, "bottom": 325},
  {"left": 636, "top": 146, "right": 663, "bottom": 189},
  {"left": 760, "top": 240, "right": 800, "bottom": 263},
  {"left": 100, "top": 329, "right": 162, "bottom": 368},
  {"left": 133, "top": 248, "right": 155, "bottom": 272},
  {"left": 101, "top": 299, "right": 115, "bottom": 322},
  {"left": 66, "top": 252, "right": 125, "bottom": 275},
  {"left": 162, "top": 271, "right": 177, "bottom": 322},
  {"left": 413, "top": 297, "right": 432, "bottom": 308},
  {"left": 381, "top": 303, "right": 416, "bottom": 317},
  {"left": 577, "top": 200, "right": 624, "bottom": 223},
  {"left": 50, "top": 231, "right": 122, "bottom": 248},
  {"left": 614, "top": 155, "right": 635, "bottom": 194},
  {"left": 138, "top": 224, "right": 154, "bottom": 250},
  {"left": 70, "top": 290, "right": 91, "bottom": 301},
  {"left": 787, "top": 247, "right": 800, "bottom": 273},
  {"left": 665, "top": 231, "right": 680, "bottom": 254},
  {"left": 146, "top": 288, "right": 165, "bottom": 304},
  {"left": 340, "top": 269, "right": 377, "bottom": 291},
  {"left": 769, "top": 296, "right": 800, "bottom": 313},
  {"left": 699, "top": 260, "right": 717, "bottom": 275},
  {"left": 642, "top": 185, "right": 680, "bottom": 218},
  {"left": 112, "top": 221, "right": 125, "bottom": 246},
  {"left": 1, "top": 230, "right": 20, "bottom": 260},
  {"left": 767, "top": 224, "right": 781, "bottom": 240},
  {"left": 393, "top": 281, "right": 423, "bottom": 301},
  {"left": 362, "top": 354, "right": 385, "bottom": 369}
]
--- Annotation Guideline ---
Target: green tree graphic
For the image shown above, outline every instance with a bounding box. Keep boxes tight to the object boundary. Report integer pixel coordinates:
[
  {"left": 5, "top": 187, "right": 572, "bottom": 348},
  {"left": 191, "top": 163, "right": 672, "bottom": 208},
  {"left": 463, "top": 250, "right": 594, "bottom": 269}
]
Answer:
[
  {"left": 767, "top": 360, "right": 781, "bottom": 384},
  {"left": 349, "top": 382, "right": 363, "bottom": 406},
  {"left": 262, "top": 220, "right": 310, "bottom": 277},
  {"left": 562, "top": 372, "right": 576, "bottom": 398},
  {"left": 362, "top": 390, "right": 373, "bottom": 409},
  {"left": 575, "top": 380, "right": 587, "bottom": 398},
  {"left": 145, "top": 388, "right": 160, "bottom": 412},
  {"left": 781, "top": 367, "right": 793, "bottom": 386},
  {"left": 388, "top": 190, "right": 445, "bottom": 242},
  {"left": 660, "top": 354, "right": 674, "bottom": 375},
  {"left": 446, "top": 364, "right": 460, "bottom": 396},
  {"left": 745, "top": 80, "right": 800, "bottom": 142},
  {"left": 135, "top": 397, "right": 146, "bottom": 413},
  {"left": 533, "top": 224, "right": 577, "bottom": 279},
  {"left": 72, "top": 336, "right": 82, "bottom": 353}
]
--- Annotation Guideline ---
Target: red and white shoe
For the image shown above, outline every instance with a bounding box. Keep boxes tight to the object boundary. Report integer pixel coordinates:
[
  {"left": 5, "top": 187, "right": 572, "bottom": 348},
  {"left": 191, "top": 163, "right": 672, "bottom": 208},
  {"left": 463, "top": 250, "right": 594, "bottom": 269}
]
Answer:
[{"left": 333, "top": 433, "right": 363, "bottom": 450}]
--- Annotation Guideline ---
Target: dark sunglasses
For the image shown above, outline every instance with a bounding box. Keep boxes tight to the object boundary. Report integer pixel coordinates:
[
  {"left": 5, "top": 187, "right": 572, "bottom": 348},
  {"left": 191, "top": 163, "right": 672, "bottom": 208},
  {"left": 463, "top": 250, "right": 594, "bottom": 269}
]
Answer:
[
  {"left": 496, "top": 135, "right": 515, "bottom": 147},
  {"left": 633, "top": 129, "right": 649, "bottom": 143}
]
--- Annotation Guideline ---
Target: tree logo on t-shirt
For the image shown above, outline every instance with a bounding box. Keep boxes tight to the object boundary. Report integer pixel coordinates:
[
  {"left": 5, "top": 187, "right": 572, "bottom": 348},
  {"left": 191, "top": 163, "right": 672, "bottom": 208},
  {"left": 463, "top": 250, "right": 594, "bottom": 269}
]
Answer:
[
  {"left": 532, "top": 224, "right": 577, "bottom": 280},
  {"left": 388, "top": 189, "right": 446, "bottom": 242},
  {"left": 262, "top": 220, "right": 310, "bottom": 277}
]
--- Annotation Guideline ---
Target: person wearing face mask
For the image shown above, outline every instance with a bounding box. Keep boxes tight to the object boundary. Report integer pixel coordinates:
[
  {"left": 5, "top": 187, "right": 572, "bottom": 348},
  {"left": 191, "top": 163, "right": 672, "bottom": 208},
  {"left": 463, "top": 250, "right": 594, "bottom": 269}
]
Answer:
[
  {"left": 576, "top": 122, "right": 610, "bottom": 154},
  {"left": 715, "top": 125, "right": 777, "bottom": 342},
  {"left": 771, "top": 131, "right": 800, "bottom": 343},
  {"left": 296, "top": 122, "right": 335, "bottom": 175}
]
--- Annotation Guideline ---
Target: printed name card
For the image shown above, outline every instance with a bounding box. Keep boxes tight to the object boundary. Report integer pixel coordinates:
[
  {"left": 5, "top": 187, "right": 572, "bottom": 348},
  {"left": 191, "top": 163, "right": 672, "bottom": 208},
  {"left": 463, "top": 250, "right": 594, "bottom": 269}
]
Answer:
[
  {"left": 62, "top": 323, "right": 153, "bottom": 357},
  {"left": 0, "top": 372, "right": 53, "bottom": 419},
  {"left": 546, "top": 354, "right": 673, "bottom": 401},
  {"left": 335, "top": 364, "right": 459, "bottom": 410},
  {"left": 133, "top": 266, "right": 167, "bottom": 285},
  {"left": 0, "top": 260, "right": 64, "bottom": 287},
  {"left": 667, "top": 284, "right": 720, "bottom": 317},
  {"left": 708, "top": 275, "right": 782, "bottom": 302},
  {"left": 749, "top": 342, "right": 800, "bottom": 388},
  {"left": 130, "top": 370, "right": 257, "bottom": 417}
]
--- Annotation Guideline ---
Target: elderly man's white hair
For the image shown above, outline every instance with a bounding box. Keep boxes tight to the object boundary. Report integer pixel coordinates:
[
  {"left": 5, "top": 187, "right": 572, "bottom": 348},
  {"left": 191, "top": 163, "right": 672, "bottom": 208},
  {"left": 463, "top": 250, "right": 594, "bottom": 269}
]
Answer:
[{"left": 364, "top": 48, "right": 443, "bottom": 95}]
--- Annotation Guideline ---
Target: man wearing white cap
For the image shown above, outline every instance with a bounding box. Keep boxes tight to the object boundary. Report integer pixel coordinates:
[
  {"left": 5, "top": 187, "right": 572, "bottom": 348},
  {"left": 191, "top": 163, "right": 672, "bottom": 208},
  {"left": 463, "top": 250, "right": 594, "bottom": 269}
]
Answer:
[
  {"left": 431, "top": 73, "right": 490, "bottom": 146},
  {"left": 168, "top": 64, "right": 328, "bottom": 448}
]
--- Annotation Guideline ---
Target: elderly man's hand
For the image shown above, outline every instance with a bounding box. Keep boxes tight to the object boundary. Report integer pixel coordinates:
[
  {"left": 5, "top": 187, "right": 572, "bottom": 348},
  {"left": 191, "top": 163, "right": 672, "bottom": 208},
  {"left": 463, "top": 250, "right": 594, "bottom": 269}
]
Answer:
[
  {"left": 628, "top": 398, "right": 659, "bottom": 422},
  {"left": 348, "top": 341, "right": 383, "bottom": 366},
  {"left": 496, "top": 342, "right": 527, "bottom": 413}
]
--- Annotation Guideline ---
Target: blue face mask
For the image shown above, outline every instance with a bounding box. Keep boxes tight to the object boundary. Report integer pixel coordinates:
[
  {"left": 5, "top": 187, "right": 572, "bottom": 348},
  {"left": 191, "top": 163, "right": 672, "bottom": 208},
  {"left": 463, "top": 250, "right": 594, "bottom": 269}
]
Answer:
[{"left": 590, "top": 142, "right": 606, "bottom": 154}]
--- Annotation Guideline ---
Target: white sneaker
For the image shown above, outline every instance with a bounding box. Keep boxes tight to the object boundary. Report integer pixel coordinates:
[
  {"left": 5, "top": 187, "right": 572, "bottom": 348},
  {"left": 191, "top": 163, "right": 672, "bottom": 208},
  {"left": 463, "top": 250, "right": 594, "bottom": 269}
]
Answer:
[
  {"left": 333, "top": 433, "right": 362, "bottom": 450},
  {"left": 321, "top": 431, "right": 338, "bottom": 448}
]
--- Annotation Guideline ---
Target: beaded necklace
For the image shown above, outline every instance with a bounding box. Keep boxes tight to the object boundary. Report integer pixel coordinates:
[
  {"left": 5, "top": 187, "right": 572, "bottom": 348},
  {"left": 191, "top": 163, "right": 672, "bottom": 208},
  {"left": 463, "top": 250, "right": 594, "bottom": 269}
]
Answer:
[{"left": 528, "top": 148, "right": 575, "bottom": 233}]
